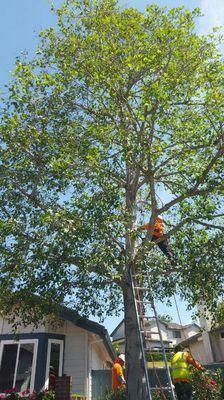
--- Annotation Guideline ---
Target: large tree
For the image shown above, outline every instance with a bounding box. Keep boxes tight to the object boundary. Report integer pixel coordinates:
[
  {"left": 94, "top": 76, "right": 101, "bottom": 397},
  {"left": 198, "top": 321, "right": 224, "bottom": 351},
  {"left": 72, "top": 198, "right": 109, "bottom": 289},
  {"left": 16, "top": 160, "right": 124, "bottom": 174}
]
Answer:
[{"left": 0, "top": 1, "right": 224, "bottom": 398}]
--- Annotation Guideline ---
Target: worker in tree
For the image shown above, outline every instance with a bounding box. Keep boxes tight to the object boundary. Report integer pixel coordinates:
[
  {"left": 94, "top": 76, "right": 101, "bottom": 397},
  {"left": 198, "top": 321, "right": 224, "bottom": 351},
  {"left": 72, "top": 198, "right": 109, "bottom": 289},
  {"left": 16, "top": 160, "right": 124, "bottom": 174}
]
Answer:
[
  {"left": 112, "top": 354, "right": 126, "bottom": 392},
  {"left": 141, "top": 215, "right": 174, "bottom": 262},
  {"left": 171, "top": 345, "right": 204, "bottom": 400}
]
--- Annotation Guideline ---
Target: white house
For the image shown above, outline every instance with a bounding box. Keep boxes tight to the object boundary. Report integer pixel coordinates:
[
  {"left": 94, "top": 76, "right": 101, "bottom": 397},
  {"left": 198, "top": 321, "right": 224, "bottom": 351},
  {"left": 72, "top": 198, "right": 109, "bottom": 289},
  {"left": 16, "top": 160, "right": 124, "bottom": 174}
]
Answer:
[
  {"left": 0, "top": 307, "right": 115, "bottom": 399},
  {"left": 178, "top": 304, "right": 224, "bottom": 365},
  {"left": 111, "top": 319, "right": 200, "bottom": 352},
  {"left": 177, "top": 326, "right": 224, "bottom": 365}
]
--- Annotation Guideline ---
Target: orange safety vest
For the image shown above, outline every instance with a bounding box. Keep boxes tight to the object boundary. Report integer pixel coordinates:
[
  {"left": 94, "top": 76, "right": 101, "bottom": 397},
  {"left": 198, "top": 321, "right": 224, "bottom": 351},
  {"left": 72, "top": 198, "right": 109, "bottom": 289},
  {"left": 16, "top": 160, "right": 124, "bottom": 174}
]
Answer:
[
  {"left": 144, "top": 217, "right": 164, "bottom": 237},
  {"left": 112, "top": 363, "right": 125, "bottom": 392}
]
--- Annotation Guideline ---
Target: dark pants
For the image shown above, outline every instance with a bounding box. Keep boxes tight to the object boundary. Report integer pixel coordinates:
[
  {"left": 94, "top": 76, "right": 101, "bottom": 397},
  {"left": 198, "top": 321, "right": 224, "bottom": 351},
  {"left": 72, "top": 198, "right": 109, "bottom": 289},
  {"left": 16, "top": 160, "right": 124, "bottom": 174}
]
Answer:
[
  {"left": 152, "top": 236, "right": 174, "bottom": 260},
  {"left": 174, "top": 382, "right": 193, "bottom": 400}
]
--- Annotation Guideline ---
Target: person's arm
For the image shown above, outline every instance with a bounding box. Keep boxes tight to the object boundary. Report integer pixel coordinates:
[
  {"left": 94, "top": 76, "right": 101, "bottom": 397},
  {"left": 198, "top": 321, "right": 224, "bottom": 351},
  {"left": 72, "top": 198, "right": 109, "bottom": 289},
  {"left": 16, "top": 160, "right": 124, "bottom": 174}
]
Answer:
[
  {"left": 116, "top": 364, "right": 126, "bottom": 384},
  {"left": 186, "top": 352, "right": 204, "bottom": 371},
  {"left": 117, "top": 375, "right": 126, "bottom": 384}
]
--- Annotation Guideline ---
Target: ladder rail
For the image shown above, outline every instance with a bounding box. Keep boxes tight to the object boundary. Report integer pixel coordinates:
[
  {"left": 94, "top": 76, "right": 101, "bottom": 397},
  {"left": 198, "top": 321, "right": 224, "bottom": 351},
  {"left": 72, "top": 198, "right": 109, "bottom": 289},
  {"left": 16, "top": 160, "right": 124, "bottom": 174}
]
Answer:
[
  {"left": 131, "top": 267, "right": 177, "bottom": 400},
  {"left": 151, "top": 300, "right": 176, "bottom": 400},
  {"left": 129, "top": 269, "right": 153, "bottom": 400}
]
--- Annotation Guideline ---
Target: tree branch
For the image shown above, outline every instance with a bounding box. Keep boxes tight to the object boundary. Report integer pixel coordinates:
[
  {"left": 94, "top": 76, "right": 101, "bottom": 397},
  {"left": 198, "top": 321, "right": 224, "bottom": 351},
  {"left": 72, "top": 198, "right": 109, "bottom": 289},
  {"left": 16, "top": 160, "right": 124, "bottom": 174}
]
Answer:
[
  {"left": 158, "top": 148, "right": 223, "bottom": 214},
  {"left": 194, "top": 220, "right": 224, "bottom": 231}
]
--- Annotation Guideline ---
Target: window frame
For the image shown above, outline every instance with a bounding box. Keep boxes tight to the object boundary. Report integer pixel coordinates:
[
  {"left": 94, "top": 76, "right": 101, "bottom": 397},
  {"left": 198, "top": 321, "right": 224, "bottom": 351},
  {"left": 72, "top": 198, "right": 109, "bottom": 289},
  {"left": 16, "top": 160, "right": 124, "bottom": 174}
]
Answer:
[
  {"left": 44, "top": 339, "right": 64, "bottom": 389},
  {"left": 173, "top": 330, "right": 182, "bottom": 339},
  {"left": 0, "top": 339, "right": 38, "bottom": 393}
]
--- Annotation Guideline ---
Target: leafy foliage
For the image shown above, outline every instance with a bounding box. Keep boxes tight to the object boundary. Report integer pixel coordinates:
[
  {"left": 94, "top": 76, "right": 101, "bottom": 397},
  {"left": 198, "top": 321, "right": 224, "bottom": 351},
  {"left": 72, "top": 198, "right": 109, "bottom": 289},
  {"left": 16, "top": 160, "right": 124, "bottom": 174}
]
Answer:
[
  {"left": 105, "top": 388, "right": 126, "bottom": 400},
  {"left": 146, "top": 351, "right": 173, "bottom": 362},
  {"left": 152, "top": 391, "right": 172, "bottom": 400},
  {"left": 0, "top": 390, "right": 54, "bottom": 400},
  {"left": 0, "top": 0, "right": 223, "bottom": 333},
  {"left": 191, "top": 368, "right": 224, "bottom": 400},
  {"left": 158, "top": 314, "right": 173, "bottom": 324},
  {"left": 212, "top": 301, "right": 224, "bottom": 327}
]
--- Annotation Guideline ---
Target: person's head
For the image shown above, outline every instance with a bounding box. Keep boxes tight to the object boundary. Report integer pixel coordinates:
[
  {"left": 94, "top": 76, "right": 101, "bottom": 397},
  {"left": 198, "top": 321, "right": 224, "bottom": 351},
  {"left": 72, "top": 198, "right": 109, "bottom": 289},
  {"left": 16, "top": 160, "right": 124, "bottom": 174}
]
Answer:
[
  {"left": 175, "top": 345, "right": 189, "bottom": 353},
  {"left": 117, "top": 354, "right": 125, "bottom": 366},
  {"left": 174, "top": 345, "right": 183, "bottom": 353},
  {"left": 156, "top": 215, "right": 163, "bottom": 221}
]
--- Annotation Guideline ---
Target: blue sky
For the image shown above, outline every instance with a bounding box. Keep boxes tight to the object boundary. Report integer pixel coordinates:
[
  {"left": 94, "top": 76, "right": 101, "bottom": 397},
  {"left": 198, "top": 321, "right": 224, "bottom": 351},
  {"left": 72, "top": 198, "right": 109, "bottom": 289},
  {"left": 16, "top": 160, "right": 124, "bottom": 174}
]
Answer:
[
  {"left": 1, "top": 0, "right": 224, "bottom": 89},
  {"left": 0, "top": 0, "right": 223, "bottom": 334}
]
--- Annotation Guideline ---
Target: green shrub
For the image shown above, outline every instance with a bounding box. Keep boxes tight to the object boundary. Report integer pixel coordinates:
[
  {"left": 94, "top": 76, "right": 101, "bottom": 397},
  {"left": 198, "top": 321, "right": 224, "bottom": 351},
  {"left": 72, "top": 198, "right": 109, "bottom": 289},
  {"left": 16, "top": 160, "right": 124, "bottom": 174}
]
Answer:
[
  {"left": 146, "top": 351, "right": 173, "bottom": 362},
  {"left": 152, "top": 389, "right": 172, "bottom": 399},
  {"left": 2, "top": 390, "right": 55, "bottom": 400},
  {"left": 191, "top": 368, "right": 223, "bottom": 400},
  {"left": 104, "top": 388, "right": 126, "bottom": 400},
  {"left": 103, "top": 387, "right": 173, "bottom": 400}
]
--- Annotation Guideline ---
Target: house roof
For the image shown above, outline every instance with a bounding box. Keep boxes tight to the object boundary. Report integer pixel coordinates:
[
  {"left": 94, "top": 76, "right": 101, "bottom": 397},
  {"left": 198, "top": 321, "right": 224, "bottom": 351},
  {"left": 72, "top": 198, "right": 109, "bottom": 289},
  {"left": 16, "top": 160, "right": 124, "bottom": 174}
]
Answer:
[
  {"left": 176, "top": 332, "right": 202, "bottom": 348},
  {"left": 165, "top": 322, "right": 200, "bottom": 330},
  {"left": 112, "top": 337, "right": 173, "bottom": 344},
  {"left": 166, "top": 322, "right": 182, "bottom": 329},
  {"left": 60, "top": 307, "right": 116, "bottom": 361},
  {"left": 110, "top": 319, "right": 124, "bottom": 337}
]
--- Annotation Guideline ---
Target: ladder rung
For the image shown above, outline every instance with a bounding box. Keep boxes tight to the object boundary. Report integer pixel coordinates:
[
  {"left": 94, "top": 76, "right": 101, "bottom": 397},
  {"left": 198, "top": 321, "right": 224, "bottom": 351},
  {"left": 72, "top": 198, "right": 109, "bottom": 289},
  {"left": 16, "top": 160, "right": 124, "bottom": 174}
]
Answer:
[
  {"left": 141, "top": 330, "right": 160, "bottom": 335},
  {"left": 134, "top": 286, "right": 149, "bottom": 290},
  {"left": 138, "top": 314, "right": 154, "bottom": 319},
  {"left": 136, "top": 274, "right": 151, "bottom": 279},
  {"left": 133, "top": 268, "right": 179, "bottom": 279},
  {"left": 136, "top": 300, "right": 152, "bottom": 304},
  {"left": 151, "top": 387, "right": 172, "bottom": 390}
]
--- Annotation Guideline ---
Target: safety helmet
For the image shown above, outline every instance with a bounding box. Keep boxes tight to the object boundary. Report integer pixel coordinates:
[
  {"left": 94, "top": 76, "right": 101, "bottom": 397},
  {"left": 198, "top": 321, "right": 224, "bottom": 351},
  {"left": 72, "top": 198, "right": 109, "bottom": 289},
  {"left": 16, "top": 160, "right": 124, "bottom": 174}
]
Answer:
[
  {"left": 157, "top": 215, "right": 163, "bottom": 220},
  {"left": 118, "top": 354, "right": 125, "bottom": 363}
]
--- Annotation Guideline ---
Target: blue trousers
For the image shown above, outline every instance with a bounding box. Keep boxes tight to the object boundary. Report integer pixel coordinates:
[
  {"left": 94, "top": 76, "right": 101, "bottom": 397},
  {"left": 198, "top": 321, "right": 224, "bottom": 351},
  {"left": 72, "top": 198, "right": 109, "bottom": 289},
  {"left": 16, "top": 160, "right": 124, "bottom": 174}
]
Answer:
[
  {"left": 152, "top": 236, "right": 174, "bottom": 260},
  {"left": 174, "top": 382, "right": 193, "bottom": 400}
]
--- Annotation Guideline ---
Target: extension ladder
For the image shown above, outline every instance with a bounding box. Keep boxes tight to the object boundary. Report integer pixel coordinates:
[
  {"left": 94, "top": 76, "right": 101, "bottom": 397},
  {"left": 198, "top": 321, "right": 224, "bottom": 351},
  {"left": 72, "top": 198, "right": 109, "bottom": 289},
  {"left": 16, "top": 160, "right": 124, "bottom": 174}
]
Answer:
[{"left": 130, "top": 269, "right": 177, "bottom": 400}]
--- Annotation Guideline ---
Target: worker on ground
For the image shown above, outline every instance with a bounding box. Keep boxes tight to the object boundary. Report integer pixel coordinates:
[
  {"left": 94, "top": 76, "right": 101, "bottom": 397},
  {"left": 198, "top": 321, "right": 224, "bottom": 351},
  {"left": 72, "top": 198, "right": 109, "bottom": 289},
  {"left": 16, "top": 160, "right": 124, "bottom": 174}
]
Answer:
[
  {"left": 171, "top": 345, "right": 204, "bottom": 400},
  {"left": 112, "top": 354, "right": 126, "bottom": 392},
  {"left": 141, "top": 215, "right": 174, "bottom": 262}
]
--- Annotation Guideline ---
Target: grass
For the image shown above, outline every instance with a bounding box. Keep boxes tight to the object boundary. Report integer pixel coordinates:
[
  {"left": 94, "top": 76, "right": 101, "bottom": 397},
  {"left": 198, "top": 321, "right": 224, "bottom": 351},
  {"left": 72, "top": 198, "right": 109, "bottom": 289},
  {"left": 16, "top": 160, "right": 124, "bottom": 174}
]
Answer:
[{"left": 147, "top": 361, "right": 171, "bottom": 368}]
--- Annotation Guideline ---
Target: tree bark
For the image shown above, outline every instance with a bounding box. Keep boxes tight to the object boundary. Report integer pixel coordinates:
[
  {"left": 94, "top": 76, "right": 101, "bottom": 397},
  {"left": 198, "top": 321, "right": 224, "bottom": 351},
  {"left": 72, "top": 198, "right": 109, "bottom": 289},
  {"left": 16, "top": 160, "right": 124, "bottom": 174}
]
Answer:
[{"left": 123, "top": 273, "right": 148, "bottom": 400}]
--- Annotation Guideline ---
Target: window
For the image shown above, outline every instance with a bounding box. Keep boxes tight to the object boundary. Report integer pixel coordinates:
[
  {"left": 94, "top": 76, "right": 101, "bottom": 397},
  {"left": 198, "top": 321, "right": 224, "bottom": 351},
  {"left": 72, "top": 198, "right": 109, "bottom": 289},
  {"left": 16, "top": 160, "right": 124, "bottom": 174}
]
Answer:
[
  {"left": 173, "top": 330, "right": 181, "bottom": 339},
  {"left": 45, "top": 340, "right": 63, "bottom": 390},
  {"left": 0, "top": 340, "right": 38, "bottom": 393},
  {"left": 220, "top": 332, "right": 224, "bottom": 339},
  {"left": 15, "top": 343, "right": 35, "bottom": 392},
  {"left": 0, "top": 344, "right": 18, "bottom": 391},
  {"left": 49, "top": 343, "right": 61, "bottom": 376}
]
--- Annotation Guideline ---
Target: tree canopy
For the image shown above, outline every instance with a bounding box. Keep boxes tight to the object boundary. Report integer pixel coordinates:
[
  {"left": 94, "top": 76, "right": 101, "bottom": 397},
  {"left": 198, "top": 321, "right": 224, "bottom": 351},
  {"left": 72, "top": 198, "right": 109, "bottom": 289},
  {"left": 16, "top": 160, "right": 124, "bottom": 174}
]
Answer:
[{"left": 0, "top": 0, "right": 223, "bottom": 326}]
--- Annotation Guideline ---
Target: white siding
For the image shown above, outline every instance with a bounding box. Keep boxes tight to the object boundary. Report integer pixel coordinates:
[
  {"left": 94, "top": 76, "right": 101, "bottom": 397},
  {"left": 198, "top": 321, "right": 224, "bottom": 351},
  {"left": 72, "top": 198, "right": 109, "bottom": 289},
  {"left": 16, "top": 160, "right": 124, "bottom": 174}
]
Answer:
[
  {"left": 0, "top": 316, "right": 113, "bottom": 399},
  {"left": 210, "top": 333, "right": 224, "bottom": 363},
  {"left": 91, "top": 342, "right": 105, "bottom": 370},
  {"left": 61, "top": 321, "right": 87, "bottom": 396},
  {"left": 189, "top": 338, "right": 209, "bottom": 364},
  {"left": 88, "top": 335, "right": 112, "bottom": 400},
  {"left": 183, "top": 326, "right": 200, "bottom": 339},
  {"left": 0, "top": 316, "right": 46, "bottom": 334},
  {"left": 146, "top": 320, "right": 169, "bottom": 342}
]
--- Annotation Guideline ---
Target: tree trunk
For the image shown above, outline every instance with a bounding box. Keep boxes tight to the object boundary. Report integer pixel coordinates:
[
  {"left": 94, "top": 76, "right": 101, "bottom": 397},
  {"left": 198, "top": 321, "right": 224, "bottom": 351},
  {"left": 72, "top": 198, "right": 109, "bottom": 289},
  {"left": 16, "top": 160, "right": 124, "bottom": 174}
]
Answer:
[{"left": 123, "top": 274, "right": 148, "bottom": 400}]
